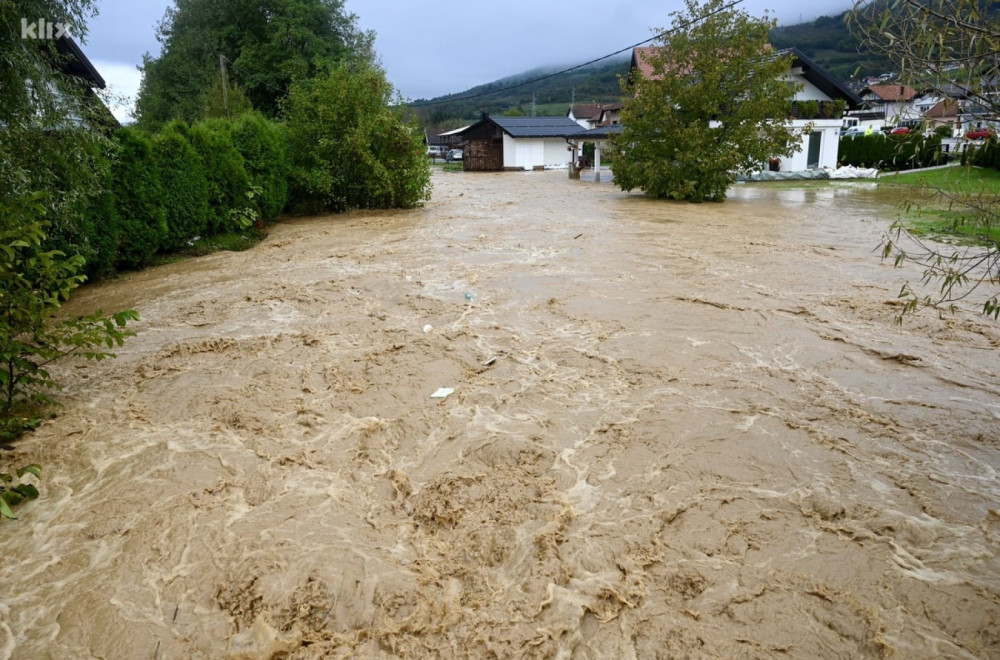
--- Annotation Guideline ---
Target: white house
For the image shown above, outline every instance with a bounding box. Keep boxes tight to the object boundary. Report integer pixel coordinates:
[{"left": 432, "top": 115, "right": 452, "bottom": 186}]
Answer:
[
  {"left": 567, "top": 102, "right": 623, "bottom": 130},
  {"left": 629, "top": 46, "right": 861, "bottom": 173},
  {"left": 44, "top": 33, "right": 118, "bottom": 129},
  {"left": 567, "top": 104, "right": 602, "bottom": 130},
  {"left": 846, "top": 84, "right": 919, "bottom": 131},
  {"left": 778, "top": 49, "right": 861, "bottom": 171}
]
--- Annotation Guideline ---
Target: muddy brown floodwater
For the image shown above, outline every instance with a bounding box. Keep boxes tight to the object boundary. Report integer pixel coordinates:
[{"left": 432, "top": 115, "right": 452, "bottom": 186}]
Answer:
[{"left": 1, "top": 170, "right": 999, "bottom": 659}]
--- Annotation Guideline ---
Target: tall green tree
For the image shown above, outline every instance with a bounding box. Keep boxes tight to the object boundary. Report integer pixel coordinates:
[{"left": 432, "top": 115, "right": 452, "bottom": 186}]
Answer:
[
  {"left": 611, "top": 0, "right": 801, "bottom": 202},
  {"left": 135, "top": 0, "right": 374, "bottom": 127},
  {"left": 849, "top": 0, "right": 1000, "bottom": 317}
]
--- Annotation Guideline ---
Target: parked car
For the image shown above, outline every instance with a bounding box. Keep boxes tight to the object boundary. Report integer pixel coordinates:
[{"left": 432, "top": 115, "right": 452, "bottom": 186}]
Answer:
[
  {"left": 446, "top": 149, "right": 463, "bottom": 162},
  {"left": 965, "top": 128, "right": 995, "bottom": 140},
  {"left": 427, "top": 145, "right": 446, "bottom": 158},
  {"left": 890, "top": 126, "right": 911, "bottom": 135},
  {"left": 841, "top": 126, "right": 875, "bottom": 138}
]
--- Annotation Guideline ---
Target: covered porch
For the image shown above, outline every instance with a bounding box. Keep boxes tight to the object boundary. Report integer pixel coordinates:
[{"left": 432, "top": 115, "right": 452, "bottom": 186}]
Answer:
[{"left": 566, "top": 124, "right": 622, "bottom": 182}]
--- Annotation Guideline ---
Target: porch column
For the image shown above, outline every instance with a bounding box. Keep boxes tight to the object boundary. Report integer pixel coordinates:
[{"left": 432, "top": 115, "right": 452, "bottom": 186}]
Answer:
[
  {"left": 568, "top": 142, "right": 580, "bottom": 179},
  {"left": 594, "top": 143, "right": 602, "bottom": 183}
]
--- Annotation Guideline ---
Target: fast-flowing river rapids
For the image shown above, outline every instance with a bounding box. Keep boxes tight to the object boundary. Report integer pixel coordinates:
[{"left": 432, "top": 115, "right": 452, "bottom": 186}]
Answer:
[{"left": 1, "top": 170, "right": 998, "bottom": 658}]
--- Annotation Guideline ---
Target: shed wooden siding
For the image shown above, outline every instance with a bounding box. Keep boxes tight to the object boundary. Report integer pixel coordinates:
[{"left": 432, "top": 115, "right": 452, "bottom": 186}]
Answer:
[{"left": 465, "top": 138, "right": 504, "bottom": 171}]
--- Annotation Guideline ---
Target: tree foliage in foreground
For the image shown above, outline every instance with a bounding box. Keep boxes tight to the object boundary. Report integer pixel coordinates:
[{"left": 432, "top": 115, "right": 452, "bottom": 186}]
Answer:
[
  {"left": 849, "top": 0, "right": 1000, "bottom": 317},
  {"left": 1, "top": 2, "right": 139, "bottom": 459},
  {"left": 1, "top": 463, "right": 41, "bottom": 519},
  {"left": 611, "top": 0, "right": 802, "bottom": 202},
  {"left": 1, "top": 200, "right": 138, "bottom": 441},
  {"left": 284, "top": 67, "right": 431, "bottom": 214},
  {"left": 0, "top": 1, "right": 109, "bottom": 242}
]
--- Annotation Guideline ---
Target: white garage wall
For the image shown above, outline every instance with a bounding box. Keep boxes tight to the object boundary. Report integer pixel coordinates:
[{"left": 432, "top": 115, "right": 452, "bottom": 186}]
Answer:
[{"left": 782, "top": 119, "right": 843, "bottom": 171}]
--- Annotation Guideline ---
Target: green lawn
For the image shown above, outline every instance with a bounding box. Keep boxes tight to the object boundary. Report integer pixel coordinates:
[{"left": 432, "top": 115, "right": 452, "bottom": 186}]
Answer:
[
  {"left": 878, "top": 164, "right": 1000, "bottom": 195},
  {"left": 878, "top": 165, "right": 1000, "bottom": 244}
]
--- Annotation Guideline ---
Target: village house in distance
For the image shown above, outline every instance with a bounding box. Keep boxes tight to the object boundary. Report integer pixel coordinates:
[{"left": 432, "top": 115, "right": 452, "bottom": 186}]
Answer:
[
  {"left": 627, "top": 45, "right": 861, "bottom": 173},
  {"left": 442, "top": 46, "right": 860, "bottom": 175}
]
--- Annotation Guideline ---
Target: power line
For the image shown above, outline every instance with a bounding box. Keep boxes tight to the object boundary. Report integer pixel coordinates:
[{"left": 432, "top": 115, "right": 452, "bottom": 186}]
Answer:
[{"left": 407, "top": 0, "right": 746, "bottom": 108}]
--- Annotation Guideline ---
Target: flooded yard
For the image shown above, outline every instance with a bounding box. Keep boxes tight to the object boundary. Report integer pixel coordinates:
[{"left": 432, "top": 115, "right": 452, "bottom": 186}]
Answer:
[{"left": 1, "top": 170, "right": 998, "bottom": 658}]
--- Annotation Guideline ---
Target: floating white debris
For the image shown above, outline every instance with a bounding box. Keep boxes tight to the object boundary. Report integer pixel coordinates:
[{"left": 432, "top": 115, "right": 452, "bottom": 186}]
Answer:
[
  {"left": 430, "top": 387, "right": 455, "bottom": 399},
  {"left": 423, "top": 324, "right": 433, "bottom": 333}
]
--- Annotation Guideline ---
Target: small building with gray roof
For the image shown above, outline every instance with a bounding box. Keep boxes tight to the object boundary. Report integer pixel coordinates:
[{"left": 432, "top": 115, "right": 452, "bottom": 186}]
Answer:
[{"left": 455, "top": 115, "right": 586, "bottom": 171}]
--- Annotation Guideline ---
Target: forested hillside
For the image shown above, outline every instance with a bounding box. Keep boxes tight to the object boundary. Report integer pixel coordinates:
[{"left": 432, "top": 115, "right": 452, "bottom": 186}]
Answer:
[
  {"left": 410, "top": 57, "right": 629, "bottom": 127},
  {"left": 768, "top": 11, "right": 891, "bottom": 80}
]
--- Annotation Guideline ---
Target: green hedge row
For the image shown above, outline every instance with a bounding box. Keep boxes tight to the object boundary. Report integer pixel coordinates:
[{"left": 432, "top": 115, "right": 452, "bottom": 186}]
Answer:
[
  {"left": 43, "top": 67, "right": 430, "bottom": 280},
  {"left": 838, "top": 132, "right": 944, "bottom": 171},
  {"left": 68, "top": 113, "right": 288, "bottom": 277},
  {"left": 962, "top": 138, "right": 1000, "bottom": 169}
]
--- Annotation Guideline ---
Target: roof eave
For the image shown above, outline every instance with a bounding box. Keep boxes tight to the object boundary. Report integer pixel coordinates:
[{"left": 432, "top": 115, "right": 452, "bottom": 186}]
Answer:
[
  {"left": 54, "top": 34, "right": 106, "bottom": 88},
  {"left": 783, "top": 47, "right": 861, "bottom": 107}
]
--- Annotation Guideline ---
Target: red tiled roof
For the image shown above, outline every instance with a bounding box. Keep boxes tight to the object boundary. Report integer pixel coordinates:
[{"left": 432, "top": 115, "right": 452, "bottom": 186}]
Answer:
[
  {"left": 865, "top": 84, "right": 918, "bottom": 101},
  {"left": 569, "top": 104, "right": 602, "bottom": 120},
  {"left": 631, "top": 46, "right": 660, "bottom": 80},
  {"left": 926, "top": 99, "right": 958, "bottom": 118}
]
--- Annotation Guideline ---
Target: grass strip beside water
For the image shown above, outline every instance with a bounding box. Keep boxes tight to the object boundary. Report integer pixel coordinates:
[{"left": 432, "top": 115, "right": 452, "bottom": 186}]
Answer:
[{"left": 878, "top": 165, "right": 1000, "bottom": 244}]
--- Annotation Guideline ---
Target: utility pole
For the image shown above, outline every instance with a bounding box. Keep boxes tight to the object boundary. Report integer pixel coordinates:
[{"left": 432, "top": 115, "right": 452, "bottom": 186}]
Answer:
[
  {"left": 219, "top": 53, "right": 230, "bottom": 119},
  {"left": 531, "top": 92, "right": 537, "bottom": 117}
]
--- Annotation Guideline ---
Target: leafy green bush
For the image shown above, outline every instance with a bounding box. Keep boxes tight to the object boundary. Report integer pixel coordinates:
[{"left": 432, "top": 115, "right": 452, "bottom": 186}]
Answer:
[
  {"left": 610, "top": 1, "right": 798, "bottom": 202},
  {"left": 964, "top": 137, "right": 1000, "bottom": 170},
  {"left": 1, "top": 200, "right": 138, "bottom": 437},
  {"left": 30, "top": 130, "right": 116, "bottom": 275},
  {"left": 152, "top": 122, "right": 210, "bottom": 250},
  {"left": 284, "top": 66, "right": 431, "bottom": 214},
  {"left": 0, "top": 464, "right": 41, "bottom": 520},
  {"left": 226, "top": 113, "right": 288, "bottom": 222},
  {"left": 111, "top": 128, "right": 169, "bottom": 269},
  {"left": 189, "top": 121, "right": 253, "bottom": 234}
]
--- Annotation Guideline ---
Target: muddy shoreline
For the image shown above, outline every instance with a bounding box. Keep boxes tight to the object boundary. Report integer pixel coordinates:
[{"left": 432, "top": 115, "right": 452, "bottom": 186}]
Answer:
[{"left": 1, "top": 171, "right": 998, "bottom": 658}]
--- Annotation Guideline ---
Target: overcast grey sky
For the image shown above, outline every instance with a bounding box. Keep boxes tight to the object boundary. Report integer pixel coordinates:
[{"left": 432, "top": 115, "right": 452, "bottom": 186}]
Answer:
[{"left": 80, "top": 0, "right": 854, "bottom": 120}]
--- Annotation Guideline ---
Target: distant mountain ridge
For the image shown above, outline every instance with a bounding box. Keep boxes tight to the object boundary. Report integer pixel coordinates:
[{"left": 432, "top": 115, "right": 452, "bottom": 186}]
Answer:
[
  {"left": 412, "top": 10, "right": 880, "bottom": 125},
  {"left": 411, "top": 55, "right": 630, "bottom": 127}
]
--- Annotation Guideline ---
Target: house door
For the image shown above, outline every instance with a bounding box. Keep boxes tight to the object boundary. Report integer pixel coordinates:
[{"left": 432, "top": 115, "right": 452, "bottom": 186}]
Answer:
[{"left": 807, "top": 131, "right": 822, "bottom": 169}]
